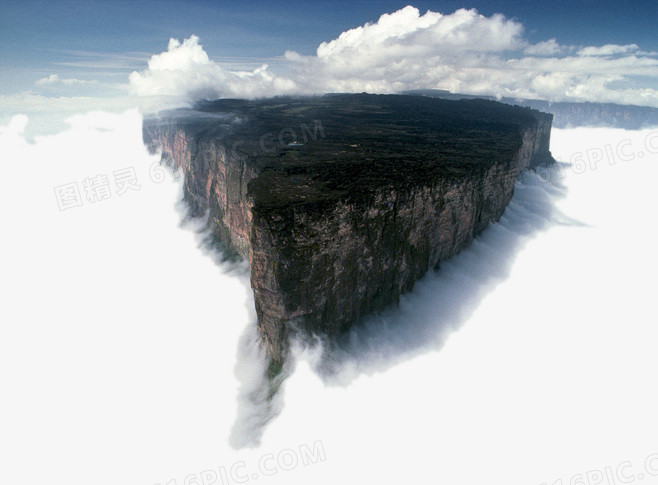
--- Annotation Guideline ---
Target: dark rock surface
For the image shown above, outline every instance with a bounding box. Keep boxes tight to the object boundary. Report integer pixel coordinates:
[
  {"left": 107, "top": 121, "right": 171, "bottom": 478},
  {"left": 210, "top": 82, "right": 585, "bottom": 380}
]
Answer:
[{"left": 143, "top": 94, "right": 554, "bottom": 362}]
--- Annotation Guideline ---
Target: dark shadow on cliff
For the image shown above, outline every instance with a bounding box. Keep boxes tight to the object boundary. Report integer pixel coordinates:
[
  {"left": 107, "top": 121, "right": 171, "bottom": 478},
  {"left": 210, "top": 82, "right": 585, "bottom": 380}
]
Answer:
[{"left": 294, "top": 162, "right": 583, "bottom": 386}]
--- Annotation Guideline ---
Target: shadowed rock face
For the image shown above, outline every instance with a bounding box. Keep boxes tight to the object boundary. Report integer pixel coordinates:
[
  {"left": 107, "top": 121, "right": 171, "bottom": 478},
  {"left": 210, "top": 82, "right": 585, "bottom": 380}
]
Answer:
[{"left": 143, "top": 93, "right": 553, "bottom": 362}]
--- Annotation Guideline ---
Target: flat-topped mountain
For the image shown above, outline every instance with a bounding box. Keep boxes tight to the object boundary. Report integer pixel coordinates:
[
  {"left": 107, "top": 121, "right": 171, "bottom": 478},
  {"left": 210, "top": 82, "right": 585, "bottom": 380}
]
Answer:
[{"left": 143, "top": 94, "right": 554, "bottom": 363}]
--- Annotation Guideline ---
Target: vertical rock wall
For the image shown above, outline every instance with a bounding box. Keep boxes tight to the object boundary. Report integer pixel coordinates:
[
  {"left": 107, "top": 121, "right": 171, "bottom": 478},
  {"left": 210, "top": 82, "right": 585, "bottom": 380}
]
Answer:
[
  {"left": 249, "top": 127, "right": 549, "bottom": 359},
  {"left": 143, "top": 102, "right": 553, "bottom": 362}
]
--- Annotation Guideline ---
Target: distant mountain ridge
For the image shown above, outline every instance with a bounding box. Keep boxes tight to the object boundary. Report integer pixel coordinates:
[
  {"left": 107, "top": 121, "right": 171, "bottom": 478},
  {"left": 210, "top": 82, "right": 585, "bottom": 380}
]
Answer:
[{"left": 406, "top": 90, "right": 658, "bottom": 129}]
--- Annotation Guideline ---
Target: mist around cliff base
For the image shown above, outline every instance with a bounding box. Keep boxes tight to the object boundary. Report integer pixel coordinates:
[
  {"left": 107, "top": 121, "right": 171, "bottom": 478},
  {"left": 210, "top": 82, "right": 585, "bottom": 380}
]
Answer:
[{"left": 1, "top": 112, "right": 657, "bottom": 485}]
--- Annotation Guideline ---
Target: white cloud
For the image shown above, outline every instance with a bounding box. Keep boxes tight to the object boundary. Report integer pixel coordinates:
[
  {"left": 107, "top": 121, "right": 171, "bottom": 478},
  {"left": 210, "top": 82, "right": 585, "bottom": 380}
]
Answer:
[
  {"left": 577, "top": 43, "right": 639, "bottom": 56},
  {"left": 524, "top": 38, "right": 563, "bottom": 56},
  {"left": 0, "top": 113, "right": 29, "bottom": 137},
  {"left": 128, "top": 7, "right": 658, "bottom": 108},
  {"left": 3, "top": 114, "right": 658, "bottom": 484},
  {"left": 3, "top": 5, "right": 657, "bottom": 124},
  {"left": 0, "top": 92, "right": 179, "bottom": 138},
  {"left": 35, "top": 74, "right": 98, "bottom": 86},
  {"left": 128, "top": 36, "right": 298, "bottom": 101},
  {"left": 315, "top": 6, "right": 523, "bottom": 60}
]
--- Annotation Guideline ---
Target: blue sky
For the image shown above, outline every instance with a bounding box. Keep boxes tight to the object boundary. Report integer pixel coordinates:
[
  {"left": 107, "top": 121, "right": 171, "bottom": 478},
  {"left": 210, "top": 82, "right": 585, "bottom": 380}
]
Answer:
[
  {"left": 1, "top": 0, "right": 657, "bottom": 126},
  {"left": 2, "top": 0, "right": 657, "bottom": 91}
]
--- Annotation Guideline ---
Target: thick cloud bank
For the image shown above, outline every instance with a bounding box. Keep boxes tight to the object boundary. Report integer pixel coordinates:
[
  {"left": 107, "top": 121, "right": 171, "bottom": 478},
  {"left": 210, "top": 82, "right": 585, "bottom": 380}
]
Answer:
[
  {"left": 1, "top": 112, "right": 657, "bottom": 484},
  {"left": 130, "top": 6, "right": 658, "bottom": 107}
]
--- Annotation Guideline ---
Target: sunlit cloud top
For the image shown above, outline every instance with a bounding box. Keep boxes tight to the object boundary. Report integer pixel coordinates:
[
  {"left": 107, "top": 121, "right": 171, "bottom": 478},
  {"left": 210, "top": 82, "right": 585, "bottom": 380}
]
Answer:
[
  {"left": 128, "top": 7, "right": 658, "bottom": 107},
  {"left": 2, "top": 3, "right": 657, "bottom": 129}
]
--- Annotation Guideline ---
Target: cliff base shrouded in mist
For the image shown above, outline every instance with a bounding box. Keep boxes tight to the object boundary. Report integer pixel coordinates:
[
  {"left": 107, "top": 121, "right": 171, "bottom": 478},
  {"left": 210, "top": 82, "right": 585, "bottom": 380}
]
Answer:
[{"left": 143, "top": 94, "right": 554, "bottom": 362}]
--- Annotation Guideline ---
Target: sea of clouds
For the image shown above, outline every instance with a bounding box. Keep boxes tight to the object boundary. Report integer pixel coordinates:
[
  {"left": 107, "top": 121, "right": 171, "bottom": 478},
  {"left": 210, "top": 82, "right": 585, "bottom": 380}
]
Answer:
[{"left": 1, "top": 110, "right": 657, "bottom": 485}]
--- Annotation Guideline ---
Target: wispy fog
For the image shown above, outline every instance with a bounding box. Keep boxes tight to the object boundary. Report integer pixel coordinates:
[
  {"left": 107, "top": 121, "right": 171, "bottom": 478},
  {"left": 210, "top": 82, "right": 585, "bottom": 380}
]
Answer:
[
  {"left": 1, "top": 114, "right": 656, "bottom": 485},
  {"left": 301, "top": 164, "right": 578, "bottom": 385}
]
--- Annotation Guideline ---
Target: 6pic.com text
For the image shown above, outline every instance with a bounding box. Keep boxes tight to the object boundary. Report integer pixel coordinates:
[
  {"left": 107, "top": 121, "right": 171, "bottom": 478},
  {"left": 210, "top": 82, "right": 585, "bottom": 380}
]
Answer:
[
  {"left": 540, "top": 453, "right": 658, "bottom": 485},
  {"left": 154, "top": 440, "right": 327, "bottom": 485}
]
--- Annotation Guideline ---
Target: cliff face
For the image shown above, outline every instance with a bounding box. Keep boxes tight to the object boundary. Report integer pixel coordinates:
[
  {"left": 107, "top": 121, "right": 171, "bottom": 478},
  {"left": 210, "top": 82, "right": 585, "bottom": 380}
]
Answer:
[
  {"left": 144, "top": 118, "right": 256, "bottom": 259},
  {"left": 143, "top": 94, "right": 553, "bottom": 361}
]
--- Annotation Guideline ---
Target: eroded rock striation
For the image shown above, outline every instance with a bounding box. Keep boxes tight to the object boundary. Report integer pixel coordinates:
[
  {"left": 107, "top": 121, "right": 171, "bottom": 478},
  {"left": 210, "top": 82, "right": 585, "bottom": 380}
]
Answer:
[{"left": 143, "top": 94, "right": 554, "bottom": 362}]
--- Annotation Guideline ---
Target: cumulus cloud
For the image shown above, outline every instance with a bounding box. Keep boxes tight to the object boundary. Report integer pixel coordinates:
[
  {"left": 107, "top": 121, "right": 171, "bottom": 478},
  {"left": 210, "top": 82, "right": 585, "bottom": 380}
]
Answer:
[
  {"left": 300, "top": 7, "right": 525, "bottom": 94},
  {"left": 127, "top": 6, "right": 658, "bottom": 109},
  {"left": 316, "top": 7, "right": 523, "bottom": 58},
  {"left": 2, "top": 5, "right": 657, "bottom": 127},
  {"left": 129, "top": 36, "right": 298, "bottom": 101},
  {"left": 0, "top": 113, "right": 29, "bottom": 137}
]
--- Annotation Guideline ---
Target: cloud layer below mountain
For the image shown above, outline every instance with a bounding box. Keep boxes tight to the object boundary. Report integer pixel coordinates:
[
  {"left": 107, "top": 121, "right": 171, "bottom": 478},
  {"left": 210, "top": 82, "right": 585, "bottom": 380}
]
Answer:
[{"left": 2, "top": 111, "right": 657, "bottom": 485}]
